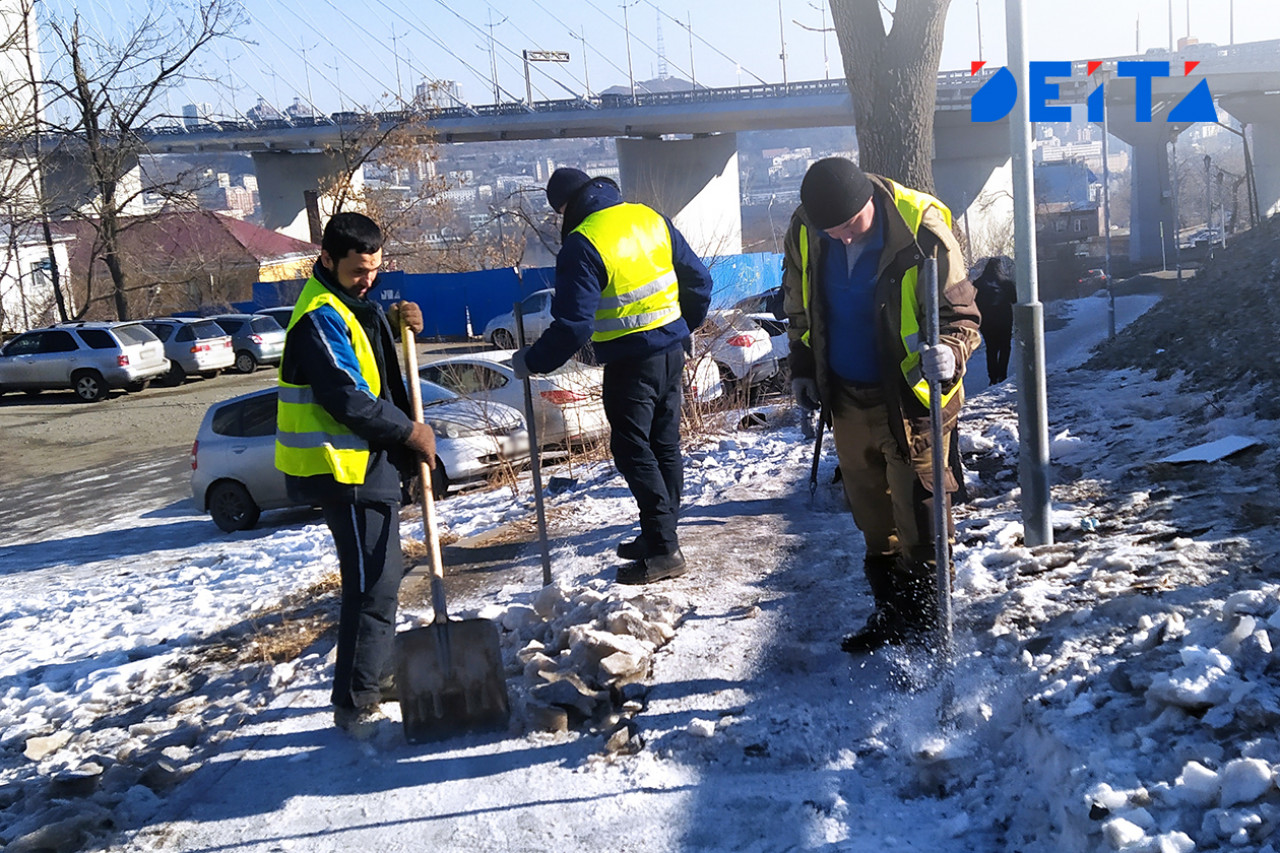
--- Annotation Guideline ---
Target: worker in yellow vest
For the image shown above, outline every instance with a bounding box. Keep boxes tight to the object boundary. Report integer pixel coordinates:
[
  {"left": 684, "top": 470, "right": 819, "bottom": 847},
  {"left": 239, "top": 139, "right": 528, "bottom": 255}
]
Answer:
[
  {"left": 276, "top": 212, "right": 436, "bottom": 739},
  {"left": 514, "top": 168, "right": 713, "bottom": 585},
  {"left": 783, "top": 157, "right": 982, "bottom": 653}
]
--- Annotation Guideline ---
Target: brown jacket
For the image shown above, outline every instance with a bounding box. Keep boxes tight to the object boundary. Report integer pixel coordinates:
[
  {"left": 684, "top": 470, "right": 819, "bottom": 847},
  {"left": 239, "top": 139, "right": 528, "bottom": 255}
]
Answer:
[{"left": 782, "top": 174, "right": 982, "bottom": 461}]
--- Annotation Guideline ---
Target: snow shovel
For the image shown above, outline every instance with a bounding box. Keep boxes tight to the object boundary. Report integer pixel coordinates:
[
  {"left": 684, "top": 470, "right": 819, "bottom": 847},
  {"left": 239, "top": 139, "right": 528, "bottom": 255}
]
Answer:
[
  {"left": 514, "top": 304, "right": 553, "bottom": 587},
  {"left": 921, "top": 257, "right": 954, "bottom": 660},
  {"left": 395, "top": 317, "right": 510, "bottom": 743}
]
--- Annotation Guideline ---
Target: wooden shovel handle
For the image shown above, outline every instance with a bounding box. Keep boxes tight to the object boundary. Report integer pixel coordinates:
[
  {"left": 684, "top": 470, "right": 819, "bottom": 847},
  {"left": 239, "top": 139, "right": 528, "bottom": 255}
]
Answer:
[{"left": 401, "top": 314, "right": 448, "bottom": 621}]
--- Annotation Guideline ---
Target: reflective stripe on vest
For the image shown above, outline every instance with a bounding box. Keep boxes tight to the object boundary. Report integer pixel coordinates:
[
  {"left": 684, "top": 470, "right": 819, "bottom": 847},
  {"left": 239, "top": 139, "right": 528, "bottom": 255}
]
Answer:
[
  {"left": 274, "top": 276, "right": 380, "bottom": 484},
  {"left": 798, "top": 182, "right": 956, "bottom": 408},
  {"left": 571, "top": 203, "right": 683, "bottom": 343},
  {"left": 887, "top": 180, "right": 957, "bottom": 409}
]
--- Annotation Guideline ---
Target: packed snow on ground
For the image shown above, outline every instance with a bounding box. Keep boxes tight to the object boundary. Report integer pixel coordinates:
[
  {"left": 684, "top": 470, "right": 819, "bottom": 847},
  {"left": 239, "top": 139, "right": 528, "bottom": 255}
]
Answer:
[{"left": 4, "top": 289, "right": 1280, "bottom": 853}]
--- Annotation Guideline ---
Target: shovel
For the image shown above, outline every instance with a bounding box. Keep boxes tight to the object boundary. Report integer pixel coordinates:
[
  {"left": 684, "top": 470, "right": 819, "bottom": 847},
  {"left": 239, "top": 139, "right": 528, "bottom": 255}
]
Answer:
[
  {"left": 514, "top": 304, "right": 553, "bottom": 586},
  {"left": 395, "top": 315, "right": 510, "bottom": 743}
]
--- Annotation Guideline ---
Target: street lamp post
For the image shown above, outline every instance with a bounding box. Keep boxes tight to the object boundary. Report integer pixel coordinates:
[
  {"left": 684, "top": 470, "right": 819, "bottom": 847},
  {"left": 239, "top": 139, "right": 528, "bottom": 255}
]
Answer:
[{"left": 621, "top": 0, "right": 638, "bottom": 101}]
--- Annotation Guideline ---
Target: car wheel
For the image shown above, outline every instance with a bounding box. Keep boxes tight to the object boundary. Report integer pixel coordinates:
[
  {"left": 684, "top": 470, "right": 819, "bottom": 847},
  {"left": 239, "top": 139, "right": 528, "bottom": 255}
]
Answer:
[
  {"left": 207, "top": 481, "right": 261, "bottom": 532},
  {"left": 125, "top": 380, "right": 150, "bottom": 393},
  {"left": 491, "top": 328, "right": 515, "bottom": 349},
  {"left": 163, "top": 361, "right": 185, "bottom": 387},
  {"left": 234, "top": 351, "right": 257, "bottom": 373},
  {"left": 431, "top": 459, "right": 450, "bottom": 501},
  {"left": 23, "top": 388, "right": 41, "bottom": 396},
  {"left": 200, "top": 370, "right": 221, "bottom": 379},
  {"left": 71, "top": 370, "right": 107, "bottom": 402}
]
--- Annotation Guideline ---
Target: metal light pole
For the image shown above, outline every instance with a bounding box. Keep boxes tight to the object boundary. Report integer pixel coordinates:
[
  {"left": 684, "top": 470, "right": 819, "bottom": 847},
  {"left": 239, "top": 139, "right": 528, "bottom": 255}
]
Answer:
[
  {"left": 621, "top": 0, "right": 638, "bottom": 101},
  {"left": 1006, "top": 0, "right": 1053, "bottom": 547},
  {"left": 686, "top": 12, "right": 696, "bottom": 88},
  {"left": 976, "top": 0, "right": 984, "bottom": 62},
  {"left": 777, "top": 0, "right": 788, "bottom": 86},
  {"left": 1101, "top": 67, "right": 1115, "bottom": 338},
  {"left": 569, "top": 28, "right": 592, "bottom": 97}
]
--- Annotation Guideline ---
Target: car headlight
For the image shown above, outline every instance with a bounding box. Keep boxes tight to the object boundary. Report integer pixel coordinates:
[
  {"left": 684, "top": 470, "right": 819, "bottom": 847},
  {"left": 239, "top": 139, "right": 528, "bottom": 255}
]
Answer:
[{"left": 429, "top": 419, "right": 482, "bottom": 439}]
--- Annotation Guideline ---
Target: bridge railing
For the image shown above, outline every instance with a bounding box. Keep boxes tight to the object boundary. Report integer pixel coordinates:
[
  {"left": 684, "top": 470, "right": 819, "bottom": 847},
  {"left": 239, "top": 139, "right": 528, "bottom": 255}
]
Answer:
[{"left": 141, "top": 39, "right": 1278, "bottom": 138}]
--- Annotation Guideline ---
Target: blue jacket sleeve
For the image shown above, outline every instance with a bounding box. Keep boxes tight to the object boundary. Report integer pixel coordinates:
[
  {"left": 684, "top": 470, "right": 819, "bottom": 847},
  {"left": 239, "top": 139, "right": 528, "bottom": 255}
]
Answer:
[
  {"left": 524, "top": 233, "right": 605, "bottom": 374},
  {"left": 285, "top": 307, "right": 415, "bottom": 447},
  {"left": 667, "top": 219, "right": 712, "bottom": 331}
]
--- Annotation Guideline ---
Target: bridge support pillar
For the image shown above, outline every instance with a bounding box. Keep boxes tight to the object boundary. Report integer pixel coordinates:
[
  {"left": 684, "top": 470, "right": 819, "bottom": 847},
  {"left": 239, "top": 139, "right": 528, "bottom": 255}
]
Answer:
[
  {"left": 1105, "top": 116, "right": 1178, "bottom": 266},
  {"left": 932, "top": 112, "right": 1014, "bottom": 262},
  {"left": 616, "top": 133, "right": 742, "bottom": 257},
  {"left": 251, "top": 151, "right": 364, "bottom": 243},
  {"left": 1218, "top": 92, "right": 1280, "bottom": 220}
]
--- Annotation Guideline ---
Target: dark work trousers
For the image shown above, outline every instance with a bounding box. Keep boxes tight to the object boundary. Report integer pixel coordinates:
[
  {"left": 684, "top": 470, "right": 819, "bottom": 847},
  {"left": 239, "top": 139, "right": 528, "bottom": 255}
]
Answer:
[
  {"left": 321, "top": 501, "right": 405, "bottom": 710},
  {"left": 601, "top": 345, "right": 685, "bottom": 555},
  {"left": 983, "top": 325, "right": 1012, "bottom": 384}
]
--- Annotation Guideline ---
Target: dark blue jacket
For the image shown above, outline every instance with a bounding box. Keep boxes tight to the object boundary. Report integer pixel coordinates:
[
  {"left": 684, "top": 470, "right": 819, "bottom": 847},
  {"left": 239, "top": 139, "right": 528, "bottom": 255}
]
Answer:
[
  {"left": 525, "top": 180, "right": 713, "bottom": 372},
  {"left": 279, "top": 262, "right": 416, "bottom": 506}
]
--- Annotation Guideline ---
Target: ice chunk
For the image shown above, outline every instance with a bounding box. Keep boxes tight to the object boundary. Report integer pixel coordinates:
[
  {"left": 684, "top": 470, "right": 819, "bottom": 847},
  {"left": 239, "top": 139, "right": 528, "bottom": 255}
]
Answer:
[
  {"left": 687, "top": 718, "right": 717, "bottom": 738},
  {"left": 1101, "top": 816, "right": 1146, "bottom": 849},
  {"left": 1175, "top": 760, "right": 1221, "bottom": 807},
  {"left": 1219, "top": 757, "right": 1275, "bottom": 807}
]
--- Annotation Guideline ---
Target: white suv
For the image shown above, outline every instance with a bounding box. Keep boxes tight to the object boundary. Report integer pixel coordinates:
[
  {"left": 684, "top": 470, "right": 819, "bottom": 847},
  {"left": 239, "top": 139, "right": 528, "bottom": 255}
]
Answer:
[{"left": 0, "top": 322, "right": 170, "bottom": 401}]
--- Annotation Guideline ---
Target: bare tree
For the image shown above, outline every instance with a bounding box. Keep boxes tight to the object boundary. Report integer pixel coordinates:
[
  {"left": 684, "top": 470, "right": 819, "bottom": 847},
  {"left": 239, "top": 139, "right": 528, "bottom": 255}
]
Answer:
[
  {"left": 829, "top": 0, "right": 952, "bottom": 192},
  {"left": 40, "top": 0, "right": 244, "bottom": 320}
]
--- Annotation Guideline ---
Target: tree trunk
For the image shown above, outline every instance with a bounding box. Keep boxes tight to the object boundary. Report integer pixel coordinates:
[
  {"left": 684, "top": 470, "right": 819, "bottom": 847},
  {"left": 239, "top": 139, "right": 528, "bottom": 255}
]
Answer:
[{"left": 829, "top": 0, "right": 952, "bottom": 194}]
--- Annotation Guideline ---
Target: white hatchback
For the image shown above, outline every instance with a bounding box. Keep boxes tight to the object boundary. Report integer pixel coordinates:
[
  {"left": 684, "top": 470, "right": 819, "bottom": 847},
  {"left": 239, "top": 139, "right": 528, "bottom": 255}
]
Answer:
[
  {"left": 191, "top": 381, "right": 529, "bottom": 532},
  {"left": 419, "top": 350, "right": 609, "bottom": 449}
]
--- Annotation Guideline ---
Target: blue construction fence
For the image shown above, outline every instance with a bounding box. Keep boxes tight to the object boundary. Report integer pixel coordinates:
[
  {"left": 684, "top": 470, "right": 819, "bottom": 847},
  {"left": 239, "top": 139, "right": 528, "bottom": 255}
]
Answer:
[{"left": 247, "top": 252, "right": 783, "bottom": 339}]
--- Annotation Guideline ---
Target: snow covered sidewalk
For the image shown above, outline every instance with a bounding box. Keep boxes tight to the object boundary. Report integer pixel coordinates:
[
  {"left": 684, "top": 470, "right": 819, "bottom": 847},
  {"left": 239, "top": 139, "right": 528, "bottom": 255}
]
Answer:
[{"left": 6, "top": 292, "right": 1280, "bottom": 852}]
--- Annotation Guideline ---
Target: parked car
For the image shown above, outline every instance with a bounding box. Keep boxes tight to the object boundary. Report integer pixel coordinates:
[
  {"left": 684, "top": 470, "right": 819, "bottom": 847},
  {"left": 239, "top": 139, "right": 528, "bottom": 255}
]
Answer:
[
  {"left": 0, "top": 321, "right": 169, "bottom": 402},
  {"left": 1076, "top": 268, "right": 1110, "bottom": 296},
  {"left": 141, "top": 317, "right": 235, "bottom": 385},
  {"left": 208, "top": 313, "right": 286, "bottom": 373},
  {"left": 695, "top": 309, "right": 778, "bottom": 391},
  {"left": 191, "top": 381, "right": 530, "bottom": 532},
  {"left": 254, "top": 306, "right": 296, "bottom": 329},
  {"left": 482, "top": 289, "right": 554, "bottom": 349},
  {"left": 684, "top": 351, "right": 725, "bottom": 405},
  {"left": 419, "top": 350, "right": 608, "bottom": 448},
  {"left": 731, "top": 286, "right": 785, "bottom": 319}
]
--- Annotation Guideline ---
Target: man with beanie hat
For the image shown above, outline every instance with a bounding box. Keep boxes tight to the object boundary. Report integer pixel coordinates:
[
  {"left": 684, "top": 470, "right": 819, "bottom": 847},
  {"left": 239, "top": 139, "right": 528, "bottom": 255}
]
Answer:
[
  {"left": 513, "top": 168, "right": 712, "bottom": 585},
  {"left": 783, "top": 157, "right": 981, "bottom": 652}
]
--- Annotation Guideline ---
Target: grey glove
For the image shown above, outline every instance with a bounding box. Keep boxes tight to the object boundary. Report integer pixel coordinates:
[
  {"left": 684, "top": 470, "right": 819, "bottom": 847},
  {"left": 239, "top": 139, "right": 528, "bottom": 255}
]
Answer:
[
  {"left": 791, "top": 377, "right": 820, "bottom": 411},
  {"left": 921, "top": 344, "right": 957, "bottom": 384},
  {"left": 511, "top": 346, "right": 533, "bottom": 381}
]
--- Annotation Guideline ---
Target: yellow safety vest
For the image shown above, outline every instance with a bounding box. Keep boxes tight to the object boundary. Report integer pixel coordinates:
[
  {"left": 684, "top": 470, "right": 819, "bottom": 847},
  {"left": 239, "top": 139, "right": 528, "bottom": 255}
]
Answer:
[
  {"left": 274, "top": 277, "right": 381, "bottom": 484},
  {"left": 798, "top": 180, "right": 958, "bottom": 408},
  {"left": 572, "top": 203, "right": 682, "bottom": 343}
]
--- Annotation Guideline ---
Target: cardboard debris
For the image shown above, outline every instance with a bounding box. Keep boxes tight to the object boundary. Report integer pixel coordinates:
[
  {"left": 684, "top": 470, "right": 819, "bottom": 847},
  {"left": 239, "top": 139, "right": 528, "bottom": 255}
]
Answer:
[{"left": 1158, "top": 435, "right": 1262, "bottom": 465}]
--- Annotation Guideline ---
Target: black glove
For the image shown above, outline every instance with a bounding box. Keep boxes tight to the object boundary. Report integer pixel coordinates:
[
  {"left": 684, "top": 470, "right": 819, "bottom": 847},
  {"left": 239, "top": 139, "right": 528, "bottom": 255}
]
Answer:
[
  {"left": 791, "top": 377, "right": 820, "bottom": 411},
  {"left": 511, "top": 346, "right": 533, "bottom": 380}
]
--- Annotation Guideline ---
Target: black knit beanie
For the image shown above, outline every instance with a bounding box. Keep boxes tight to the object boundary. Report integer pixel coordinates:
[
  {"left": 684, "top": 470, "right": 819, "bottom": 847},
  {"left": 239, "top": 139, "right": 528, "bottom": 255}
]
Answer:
[
  {"left": 546, "top": 167, "right": 591, "bottom": 212},
  {"left": 800, "top": 157, "right": 874, "bottom": 229}
]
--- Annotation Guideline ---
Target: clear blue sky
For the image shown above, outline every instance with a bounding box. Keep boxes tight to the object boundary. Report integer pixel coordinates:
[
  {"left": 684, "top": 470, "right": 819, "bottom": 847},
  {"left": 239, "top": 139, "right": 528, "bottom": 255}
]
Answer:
[{"left": 35, "top": 0, "right": 1280, "bottom": 119}]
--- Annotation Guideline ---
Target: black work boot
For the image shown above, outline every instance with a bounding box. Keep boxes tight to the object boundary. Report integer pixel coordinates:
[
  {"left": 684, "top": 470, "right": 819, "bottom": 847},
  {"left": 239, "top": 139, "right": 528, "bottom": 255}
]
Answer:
[
  {"left": 841, "top": 553, "right": 907, "bottom": 653},
  {"left": 841, "top": 604, "right": 910, "bottom": 653},
  {"left": 616, "top": 548, "right": 687, "bottom": 585},
  {"left": 616, "top": 538, "right": 650, "bottom": 561}
]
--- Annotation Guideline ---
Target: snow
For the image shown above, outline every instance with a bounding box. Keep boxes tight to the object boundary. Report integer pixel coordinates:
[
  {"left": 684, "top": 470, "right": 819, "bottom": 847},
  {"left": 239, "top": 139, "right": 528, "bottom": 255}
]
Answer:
[{"left": 4, "top": 289, "right": 1280, "bottom": 852}]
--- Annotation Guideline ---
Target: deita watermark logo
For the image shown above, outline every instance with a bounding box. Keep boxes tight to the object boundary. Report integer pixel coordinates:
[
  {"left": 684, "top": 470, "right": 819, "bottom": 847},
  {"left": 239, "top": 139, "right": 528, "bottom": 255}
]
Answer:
[{"left": 969, "top": 60, "right": 1217, "bottom": 123}]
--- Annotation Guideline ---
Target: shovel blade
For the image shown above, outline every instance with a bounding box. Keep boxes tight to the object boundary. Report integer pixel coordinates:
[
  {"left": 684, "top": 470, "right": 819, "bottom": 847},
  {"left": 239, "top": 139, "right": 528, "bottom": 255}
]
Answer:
[{"left": 395, "top": 620, "right": 510, "bottom": 744}]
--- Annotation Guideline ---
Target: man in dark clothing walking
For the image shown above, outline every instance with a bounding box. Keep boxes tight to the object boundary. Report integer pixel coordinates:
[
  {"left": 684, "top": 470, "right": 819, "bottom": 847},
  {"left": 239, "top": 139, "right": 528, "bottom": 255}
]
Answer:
[
  {"left": 275, "top": 212, "right": 437, "bottom": 739},
  {"left": 972, "top": 256, "right": 1016, "bottom": 385},
  {"left": 513, "top": 168, "right": 713, "bottom": 585}
]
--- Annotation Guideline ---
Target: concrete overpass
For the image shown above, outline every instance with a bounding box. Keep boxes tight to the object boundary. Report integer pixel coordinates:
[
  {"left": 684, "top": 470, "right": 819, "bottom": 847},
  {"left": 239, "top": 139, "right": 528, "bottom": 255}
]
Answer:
[{"left": 136, "top": 40, "right": 1280, "bottom": 264}]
